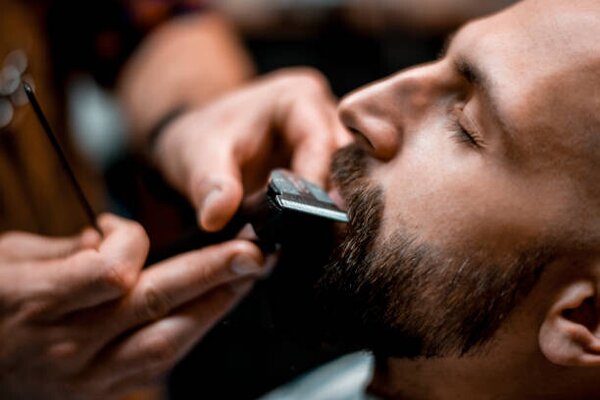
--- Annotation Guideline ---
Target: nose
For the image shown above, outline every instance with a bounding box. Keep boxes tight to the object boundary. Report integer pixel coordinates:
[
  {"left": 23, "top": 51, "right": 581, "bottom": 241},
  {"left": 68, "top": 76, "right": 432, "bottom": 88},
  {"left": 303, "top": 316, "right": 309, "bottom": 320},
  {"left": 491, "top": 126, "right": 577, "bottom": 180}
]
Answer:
[{"left": 338, "top": 64, "right": 439, "bottom": 161}]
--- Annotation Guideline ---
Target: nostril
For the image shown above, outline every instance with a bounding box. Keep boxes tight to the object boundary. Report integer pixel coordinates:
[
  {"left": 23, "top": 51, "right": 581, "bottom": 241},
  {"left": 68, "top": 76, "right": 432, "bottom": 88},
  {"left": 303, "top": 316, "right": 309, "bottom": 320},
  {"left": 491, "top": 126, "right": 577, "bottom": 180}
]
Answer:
[
  {"left": 347, "top": 126, "right": 375, "bottom": 152},
  {"left": 347, "top": 126, "right": 360, "bottom": 136}
]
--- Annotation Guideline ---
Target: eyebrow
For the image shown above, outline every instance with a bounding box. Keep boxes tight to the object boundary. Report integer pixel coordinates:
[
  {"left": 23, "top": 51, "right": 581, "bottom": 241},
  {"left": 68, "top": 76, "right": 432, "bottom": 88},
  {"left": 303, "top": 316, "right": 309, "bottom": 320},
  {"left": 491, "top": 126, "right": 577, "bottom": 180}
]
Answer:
[
  {"left": 441, "top": 30, "right": 494, "bottom": 106},
  {"left": 439, "top": 31, "right": 494, "bottom": 100},
  {"left": 455, "top": 56, "right": 489, "bottom": 94}
]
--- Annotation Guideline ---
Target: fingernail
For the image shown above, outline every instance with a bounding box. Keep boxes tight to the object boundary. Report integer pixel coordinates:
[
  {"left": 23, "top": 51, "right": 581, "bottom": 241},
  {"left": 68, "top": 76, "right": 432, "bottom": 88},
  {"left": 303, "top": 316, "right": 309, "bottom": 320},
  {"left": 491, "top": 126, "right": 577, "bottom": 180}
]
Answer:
[
  {"left": 260, "top": 253, "right": 279, "bottom": 278},
  {"left": 199, "top": 189, "right": 221, "bottom": 228},
  {"left": 231, "top": 254, "right": 262, "bottom": 275},
  {"left": 229, "top": 280, "right": 254, "bottom": 295}
]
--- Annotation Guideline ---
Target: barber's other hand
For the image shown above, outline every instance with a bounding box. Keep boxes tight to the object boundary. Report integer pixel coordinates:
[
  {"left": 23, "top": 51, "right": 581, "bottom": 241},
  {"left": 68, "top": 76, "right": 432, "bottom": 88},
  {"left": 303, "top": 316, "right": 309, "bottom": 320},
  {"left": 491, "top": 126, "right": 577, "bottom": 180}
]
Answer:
[
  {"left": 153, "top": 68, "right": 351, "bottom": 231},
  {"left": 0, "top": 214, "right": 270, "bottom": 400}
]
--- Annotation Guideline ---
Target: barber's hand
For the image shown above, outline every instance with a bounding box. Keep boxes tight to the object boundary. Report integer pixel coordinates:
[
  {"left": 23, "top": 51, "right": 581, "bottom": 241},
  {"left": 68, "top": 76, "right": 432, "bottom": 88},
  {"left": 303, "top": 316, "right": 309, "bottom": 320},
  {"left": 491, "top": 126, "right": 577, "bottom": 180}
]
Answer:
[
  {"left": 0, "top": 214, "right": 270, "bottom": 400},
  {"left": 154, "top": 67, "right": 351, "bottom": 231}
]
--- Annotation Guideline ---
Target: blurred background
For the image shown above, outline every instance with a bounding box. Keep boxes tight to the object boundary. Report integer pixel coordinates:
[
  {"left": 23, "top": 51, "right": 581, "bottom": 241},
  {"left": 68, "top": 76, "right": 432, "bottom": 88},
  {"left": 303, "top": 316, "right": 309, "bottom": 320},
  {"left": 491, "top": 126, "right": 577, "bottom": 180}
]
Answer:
[{"left": 0, "top": 0, "right": 516, "bottom": 398}]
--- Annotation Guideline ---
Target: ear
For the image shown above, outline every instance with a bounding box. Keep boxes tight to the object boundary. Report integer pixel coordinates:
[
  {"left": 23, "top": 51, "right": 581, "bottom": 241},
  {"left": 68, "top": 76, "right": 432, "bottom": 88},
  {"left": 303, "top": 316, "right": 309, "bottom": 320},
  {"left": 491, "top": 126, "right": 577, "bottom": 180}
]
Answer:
[{"left": 539, "top": 279, "right": 600, "bottom": 366}]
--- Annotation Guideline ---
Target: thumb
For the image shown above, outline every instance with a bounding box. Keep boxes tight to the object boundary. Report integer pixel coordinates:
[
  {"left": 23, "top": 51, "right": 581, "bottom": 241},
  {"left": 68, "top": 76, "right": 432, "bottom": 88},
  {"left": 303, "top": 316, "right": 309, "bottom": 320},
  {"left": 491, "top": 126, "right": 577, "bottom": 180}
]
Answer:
[{"left": 190, "top": 153, "right": 244, "bottom": 232}]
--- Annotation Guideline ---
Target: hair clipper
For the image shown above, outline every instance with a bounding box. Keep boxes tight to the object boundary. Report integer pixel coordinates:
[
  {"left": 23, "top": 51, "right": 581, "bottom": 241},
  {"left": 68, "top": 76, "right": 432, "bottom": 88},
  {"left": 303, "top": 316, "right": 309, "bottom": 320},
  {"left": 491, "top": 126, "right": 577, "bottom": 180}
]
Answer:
[{"left": 149, "top": 169, "right": 348, "bottom": 262}]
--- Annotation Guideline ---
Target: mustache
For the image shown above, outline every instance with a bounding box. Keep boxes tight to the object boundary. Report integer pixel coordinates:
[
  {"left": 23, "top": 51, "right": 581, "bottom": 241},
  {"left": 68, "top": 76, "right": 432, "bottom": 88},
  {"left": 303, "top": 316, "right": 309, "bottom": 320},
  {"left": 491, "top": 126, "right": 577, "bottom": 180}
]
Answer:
[
  {"left": 331, "top": 143, "right": 382, "bottom": 220},
  {"left": 331, "top": 144, "right": 370, "bottom": 196},
  {"left": 330, "top": 143, "right": 384, "bottom": 261}
]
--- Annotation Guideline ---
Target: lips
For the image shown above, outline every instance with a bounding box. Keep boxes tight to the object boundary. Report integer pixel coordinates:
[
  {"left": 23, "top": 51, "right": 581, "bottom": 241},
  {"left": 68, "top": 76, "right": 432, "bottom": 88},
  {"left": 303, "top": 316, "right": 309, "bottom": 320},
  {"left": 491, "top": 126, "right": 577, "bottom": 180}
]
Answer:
[
  {"left": 328, "top": 187, "right": 348, "bottom": 212},
  {"left": 326, "top": 186, "right": 349, "bottom": 244}
]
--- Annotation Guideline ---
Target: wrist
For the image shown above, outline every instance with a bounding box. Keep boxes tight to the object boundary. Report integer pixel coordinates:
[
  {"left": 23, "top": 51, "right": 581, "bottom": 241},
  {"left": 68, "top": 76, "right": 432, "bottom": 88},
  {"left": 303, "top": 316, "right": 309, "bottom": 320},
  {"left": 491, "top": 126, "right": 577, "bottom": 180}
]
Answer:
[
  {"left": 146, "top": 106, "right": 187, "bottom": 160},
  {"left": 148, "top": 107, "right": 193, "bottom": 196}
]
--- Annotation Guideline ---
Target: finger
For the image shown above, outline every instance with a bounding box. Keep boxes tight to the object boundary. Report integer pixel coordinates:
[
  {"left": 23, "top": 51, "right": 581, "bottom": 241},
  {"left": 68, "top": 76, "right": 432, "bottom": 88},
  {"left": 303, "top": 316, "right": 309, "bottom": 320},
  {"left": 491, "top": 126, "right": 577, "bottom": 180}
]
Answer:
[
  {"left": 188, "top": 147, "right": 244, "bottom": 232},
  {"left": 38, "top": 214, "right": 149, "bottom": 318},
  {"left": 235, "top": 223, "right": 257, "bottom": 241},
  {"left": 333, "top": 112, "right": 354, "bottom": 148},
  {"left": 282, "top": 95, "right": 343, "bottom": 186},
  {"left": 115, "top": 239, "right": 273, "bottom": 330},
  {"left": 40, "top": 244, "right": 268, "bottom": 376},
  {"left": 0, "top": 228, "right": 101, "bottom": 262},
  {"left": 96, "top": 214, "right": 149, "bottom": 276},
  {"left": 81, "top": 280, "right": 254, "bottom": 392},
  {"left": 58, "top": 239, "right": 275, "bottom": 347},
  {"left": 44, "top": 241, "right": 271, "bottom": 372}
]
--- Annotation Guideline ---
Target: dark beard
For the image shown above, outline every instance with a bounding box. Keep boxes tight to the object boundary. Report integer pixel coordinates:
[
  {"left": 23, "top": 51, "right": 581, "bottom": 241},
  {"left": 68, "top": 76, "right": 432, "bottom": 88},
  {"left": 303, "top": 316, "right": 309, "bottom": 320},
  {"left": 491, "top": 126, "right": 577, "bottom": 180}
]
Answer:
[{"left": 315, "top": 144, "right": 552, "bottom": 358}]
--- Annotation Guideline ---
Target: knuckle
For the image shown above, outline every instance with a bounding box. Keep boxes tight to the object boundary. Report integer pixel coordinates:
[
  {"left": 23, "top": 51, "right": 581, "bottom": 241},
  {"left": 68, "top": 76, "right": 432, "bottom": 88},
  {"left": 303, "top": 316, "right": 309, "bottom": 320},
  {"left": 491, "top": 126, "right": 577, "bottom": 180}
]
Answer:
[
  {"left": 33, "top": 333, "right": 87, "bottom": 376},
  {"left": 44, "top": 339, "right": 81, "bottom": 362},
  {"left": 184, "top": 254, "right": 222, "bottom": 288},
  {"left": 72, "top": 250, "right": 114, "bottom": 288},
  {"left": 100, "top": 261, "right": 136, "bottom": 295},
  {"left": 276, "top": 67, "right": 330, "bottom": 94},
  {"left": 17, "top": 298, "right": 52, "bottom": 321},
  {"left": 289, "top": 68, "right": 330, "bottom": 93},
  {"left": 73, "top": 248, "right": 101, "bottom": 266},
  {"left": 137, "top": 282, "right": 171, "bottom": 321},
  {"left": 189, "top": 171, "right": 208, "bottom": 197},
  {"left": 143, "top": 334, "right": 179, "bottom": 369}
]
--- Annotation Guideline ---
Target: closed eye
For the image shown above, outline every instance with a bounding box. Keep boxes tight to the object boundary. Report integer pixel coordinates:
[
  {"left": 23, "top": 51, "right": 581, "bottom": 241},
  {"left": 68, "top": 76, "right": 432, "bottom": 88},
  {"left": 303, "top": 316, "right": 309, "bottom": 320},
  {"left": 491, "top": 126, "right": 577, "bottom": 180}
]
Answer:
[
  {"left": 451, "top": 120, "right": 479, "bottom": 148},
  {"left": 449, "top": 106, "right": 483, "bottom": 149}
]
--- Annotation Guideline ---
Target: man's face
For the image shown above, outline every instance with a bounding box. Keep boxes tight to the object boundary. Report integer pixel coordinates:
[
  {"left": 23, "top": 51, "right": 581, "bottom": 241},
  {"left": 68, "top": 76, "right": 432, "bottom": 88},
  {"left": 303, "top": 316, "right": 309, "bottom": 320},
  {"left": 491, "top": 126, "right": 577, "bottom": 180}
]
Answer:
[{"left": 318, "top": 0, "right": 600, "bottom": 357}]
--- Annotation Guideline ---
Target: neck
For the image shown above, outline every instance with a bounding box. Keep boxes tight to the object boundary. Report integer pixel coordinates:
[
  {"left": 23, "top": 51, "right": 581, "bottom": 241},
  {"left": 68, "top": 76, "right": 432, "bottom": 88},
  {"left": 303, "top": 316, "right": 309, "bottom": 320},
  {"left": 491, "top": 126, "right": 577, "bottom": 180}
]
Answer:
[{"left": 367, "top": 349, "right": 598, "bottom": 400}]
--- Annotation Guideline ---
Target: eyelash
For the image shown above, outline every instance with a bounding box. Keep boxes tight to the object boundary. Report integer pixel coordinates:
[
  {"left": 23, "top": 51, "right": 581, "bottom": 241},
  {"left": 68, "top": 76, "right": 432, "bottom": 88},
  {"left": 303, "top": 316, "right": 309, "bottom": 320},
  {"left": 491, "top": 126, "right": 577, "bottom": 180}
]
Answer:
[
  {"left": 449, "top": 106, "right": 482, "bottom": 148},
  {"left": 451, "top": 120, "right": 480, "bottom": 148}
]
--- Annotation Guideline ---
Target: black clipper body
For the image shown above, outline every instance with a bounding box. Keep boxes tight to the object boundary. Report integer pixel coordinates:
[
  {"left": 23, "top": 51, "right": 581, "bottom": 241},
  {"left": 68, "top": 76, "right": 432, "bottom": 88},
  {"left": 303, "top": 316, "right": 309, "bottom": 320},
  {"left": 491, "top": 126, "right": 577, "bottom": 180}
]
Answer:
[{"left": 243, "top": 169, "right": 348, "bottom": 247}]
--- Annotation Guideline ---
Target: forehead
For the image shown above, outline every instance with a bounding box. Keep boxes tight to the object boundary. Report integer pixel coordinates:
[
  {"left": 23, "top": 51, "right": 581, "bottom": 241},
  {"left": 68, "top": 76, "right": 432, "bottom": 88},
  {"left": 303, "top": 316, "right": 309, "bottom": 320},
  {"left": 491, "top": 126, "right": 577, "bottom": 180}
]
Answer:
[
  {"left": 452, "top": 0, "right": 600, "bottom": 117},
  {"left": 454, "top": 0, "right": 600, "bottom": 69}
]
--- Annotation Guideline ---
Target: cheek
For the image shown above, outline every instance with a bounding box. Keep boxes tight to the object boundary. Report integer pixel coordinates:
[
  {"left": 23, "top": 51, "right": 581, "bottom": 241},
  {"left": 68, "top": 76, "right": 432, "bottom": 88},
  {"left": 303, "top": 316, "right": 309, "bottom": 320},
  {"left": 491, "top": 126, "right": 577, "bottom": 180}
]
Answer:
[{"left": 375, "top": 137, "right": 557, "bottom": 254}]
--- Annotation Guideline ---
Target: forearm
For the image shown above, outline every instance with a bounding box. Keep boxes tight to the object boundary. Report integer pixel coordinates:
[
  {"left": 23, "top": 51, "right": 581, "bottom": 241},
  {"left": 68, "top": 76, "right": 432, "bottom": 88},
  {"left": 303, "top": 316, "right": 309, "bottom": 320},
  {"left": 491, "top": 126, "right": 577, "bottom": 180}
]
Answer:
[{"left": 117, "top": 11, "right": 255, "bottom": 149}]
